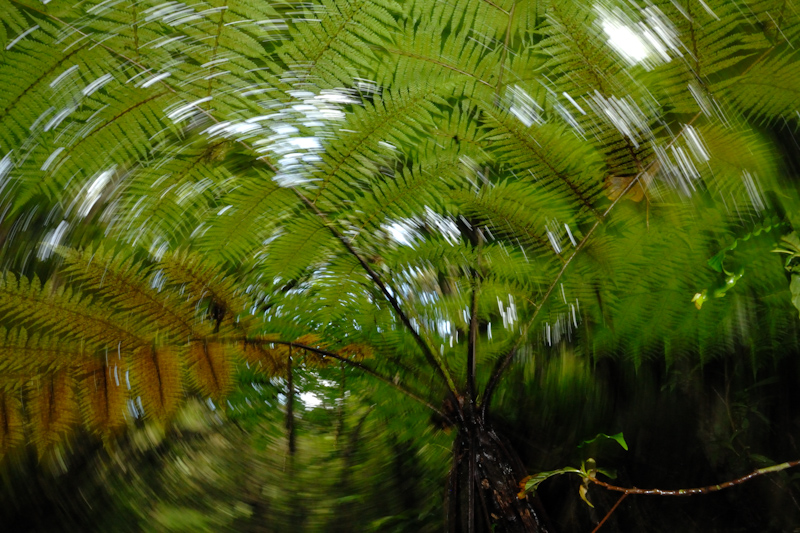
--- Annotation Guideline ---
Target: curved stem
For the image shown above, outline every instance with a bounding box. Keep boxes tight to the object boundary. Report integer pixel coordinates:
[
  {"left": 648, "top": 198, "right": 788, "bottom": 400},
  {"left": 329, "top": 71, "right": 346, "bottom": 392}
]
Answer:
[{"left": 292, "top": 190, "right": 462, "bottom": 414}]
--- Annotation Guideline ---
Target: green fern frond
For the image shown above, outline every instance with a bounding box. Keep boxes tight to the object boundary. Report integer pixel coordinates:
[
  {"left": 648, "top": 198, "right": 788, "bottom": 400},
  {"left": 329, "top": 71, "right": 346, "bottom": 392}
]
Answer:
[
  {"left": 722, "top": 52, "right": 800, "bottom": 124},
  {"left": 195, "top": 168, "right": 298, "bottom": 264},
  {"left": 58, "top": 245, "right": 205, "bottom": 339},
  {"left": 0, "top": 325, "right": 89, "bottom": 378},
  {"left": 306, "top": 85, "right": 449, "bottom": 209},
  {"left": 278, "top": 0, "right": 399, "bottom": 86},
  {"left": 478, "top": 110, "right": 605, "bottom": 218},
  {"left": 158, "top": 250, "right": 250, "bottom": 332}
]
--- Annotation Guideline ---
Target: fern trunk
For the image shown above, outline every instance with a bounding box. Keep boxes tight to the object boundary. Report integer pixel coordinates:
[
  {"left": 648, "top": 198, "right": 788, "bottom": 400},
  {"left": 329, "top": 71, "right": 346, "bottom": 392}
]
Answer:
[{"left": 449, "top": 414, "right": 551, "bottom": 533}]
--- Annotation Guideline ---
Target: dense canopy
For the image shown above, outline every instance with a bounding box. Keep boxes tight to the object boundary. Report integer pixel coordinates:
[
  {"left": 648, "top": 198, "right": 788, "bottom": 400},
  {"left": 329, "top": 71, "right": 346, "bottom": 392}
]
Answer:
[{"left": 0, "top": 0, "right": 799, "bottom": 530}]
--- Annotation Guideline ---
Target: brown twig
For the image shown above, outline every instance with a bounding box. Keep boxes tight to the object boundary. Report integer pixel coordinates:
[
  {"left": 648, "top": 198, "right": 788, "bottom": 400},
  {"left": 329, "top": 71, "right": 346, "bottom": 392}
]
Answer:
[
  {"left": 589, "top": 459, "right": 800, "bottom": 495},
  {"left": 591, "top": 493, "right": 627, "bottom": 533},
  {"left": 587, "top": 460, "right": 800, "bottom": 532}
]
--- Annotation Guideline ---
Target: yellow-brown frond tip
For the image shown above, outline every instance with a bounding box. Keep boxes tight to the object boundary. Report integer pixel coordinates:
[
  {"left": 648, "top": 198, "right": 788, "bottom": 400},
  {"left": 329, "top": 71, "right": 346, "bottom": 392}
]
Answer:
[
  {"left": 241, "top": 340, "right": 287, "bottom": 375},
  {"left": 337, "top": 343, "right": 373, "bottom": 362},
  {"left": 187, "top": 341, "right": 233, "bottom": 400},
  {"left": 0, "top": 390, "right": 24, "bottom": 458},
  {"left": 293, "top": 334, "right": 333, "bottom": 367},
  {"left": 132, "top": 346, "right": 182, "bottom": 421},
  {"left": 79, "top": 360, "right": 129, "bottom": 438},
  {"left": 30, "top": 371, "right": 79, "bottom": 459}
]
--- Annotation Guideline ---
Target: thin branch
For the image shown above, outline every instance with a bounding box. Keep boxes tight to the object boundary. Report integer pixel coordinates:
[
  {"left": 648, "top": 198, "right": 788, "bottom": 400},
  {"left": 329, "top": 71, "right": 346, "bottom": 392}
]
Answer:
[
  {"left": 291, "top": 191, "right": 462, "bottom": 407},
  {"left": 588, "top": 459, "right": 800, "bottom": 496},
  {"left": 239, "top": 338, "right": 450, "bottom": 421},
  {"left": 480, "top": 112, "right": 703, "bottom": 415},
  {"left": 591, "top": 493, "right": 627, "bottom": 533}
]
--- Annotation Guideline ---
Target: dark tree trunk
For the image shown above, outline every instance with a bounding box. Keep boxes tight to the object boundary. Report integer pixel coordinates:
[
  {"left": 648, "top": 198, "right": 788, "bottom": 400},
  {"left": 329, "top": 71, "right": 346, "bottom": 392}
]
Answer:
[{"left": 448, "top": 413, "right": 552, "bottom": 533}]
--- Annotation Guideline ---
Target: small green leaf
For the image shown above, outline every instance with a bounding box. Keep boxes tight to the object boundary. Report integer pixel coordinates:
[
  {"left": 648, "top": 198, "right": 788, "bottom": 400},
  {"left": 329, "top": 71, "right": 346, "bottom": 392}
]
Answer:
[
  {"left": 790, "top": 276, "right": 800, "bottom": 318},
  {"left": 520, "top": 467, "right": 582, "bottom": 496},
  {"left": 707, "top": 251, "right": 726, "bottom": 273},
  {"left": 579, "top": 484, "right": 594, "bottom": 508},
  {"left": 594, "top": 467, "right": 617, "bottom": 480},
  {"left": 578, "top": 432, "right": 628, "bottom": 451}
]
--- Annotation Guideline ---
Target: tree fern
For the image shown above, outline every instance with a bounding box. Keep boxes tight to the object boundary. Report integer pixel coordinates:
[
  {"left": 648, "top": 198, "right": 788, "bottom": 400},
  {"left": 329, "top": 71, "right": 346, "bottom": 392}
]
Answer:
[{"left": 0, "top": 0, "right": 799, "bottom": 529}]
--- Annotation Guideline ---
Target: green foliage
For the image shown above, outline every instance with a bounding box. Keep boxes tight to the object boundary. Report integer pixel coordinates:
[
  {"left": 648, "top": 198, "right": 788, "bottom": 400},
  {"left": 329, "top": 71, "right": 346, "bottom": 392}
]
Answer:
[
  {"left": 0, "top": 0, "right": 799, "bottom": 528},
  {"left": 578, "top": 432, "right": 628, "bottom": 452}
]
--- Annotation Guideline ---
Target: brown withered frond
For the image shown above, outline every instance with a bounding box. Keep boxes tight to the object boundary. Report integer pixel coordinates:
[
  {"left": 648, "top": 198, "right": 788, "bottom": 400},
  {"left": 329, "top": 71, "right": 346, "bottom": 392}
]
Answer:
[
  {"left": 187, "top": 341, "right": 234, "bottom": 400},
  {"left": 131, "top": 346, "right": 182, "bottom": 422},
  {"left": 241, "top": 338, "right": 288, "bottom": 375},
  {"left": 0, "top": 390, "right": 24, "bottom": 457},
  {"left": 337, "top": 343, "right": 374, "bottom": 362},
  {"left": 78, "top": 359, "right": 129, "bottom": 440},
  {"left": 292, "top": 334, "right": 333, "bottom": 367},
  {"left": 30, "top": 370, "right": 80, "bottom": 459}
]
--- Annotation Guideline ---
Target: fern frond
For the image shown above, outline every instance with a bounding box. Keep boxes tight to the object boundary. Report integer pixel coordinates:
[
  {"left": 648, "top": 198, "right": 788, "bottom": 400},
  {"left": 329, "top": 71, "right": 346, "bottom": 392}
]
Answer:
[
  {"left": 58, "top": 245, "right": 205, "bottom": 339},
  {"left": 241, "top": 337, "right": 287, "bottom": 375},
  {"left": 195, "top": 168, "right": 299, "bottom": 264},
  {"left": 337, "top": 343, "right": 373, "bottom": 362},
  {"left": 0, "top": 325, "right": 89, "bottom": 377},
  {"left": 256, "top": 213, "right": 339, "bottom": 283},
  {"left": 478, "top": 110, "right": 605, "bottom": 219},
  {"left": 131, "top": 345, "right": 182, "bottom": 421},
  {"left": 0, "top": 272, "right": 146, "bottom": 350},
  {"left": 0, "top": 389, "right": 24, "bottom": 457},
  {"left": 278, "top": 0, "right": 399, "bottom": 86},
  {"left": 722, "top": 52, "right": 800, "bottom": 124},
  {"left": 306, "top": 85, "right": 448, "bottom": 209},
  {"left": 158, "top": 250, "right": 250, "bottom": 332},
  {"left": 78, "top": 358, "right": 128, "bottom": 439},
  {"left": 30, "top": 370, "right": 79, "bottom": 459},
  {"left": 186, "top": 341, "right": 233, "bottom": 400}
]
